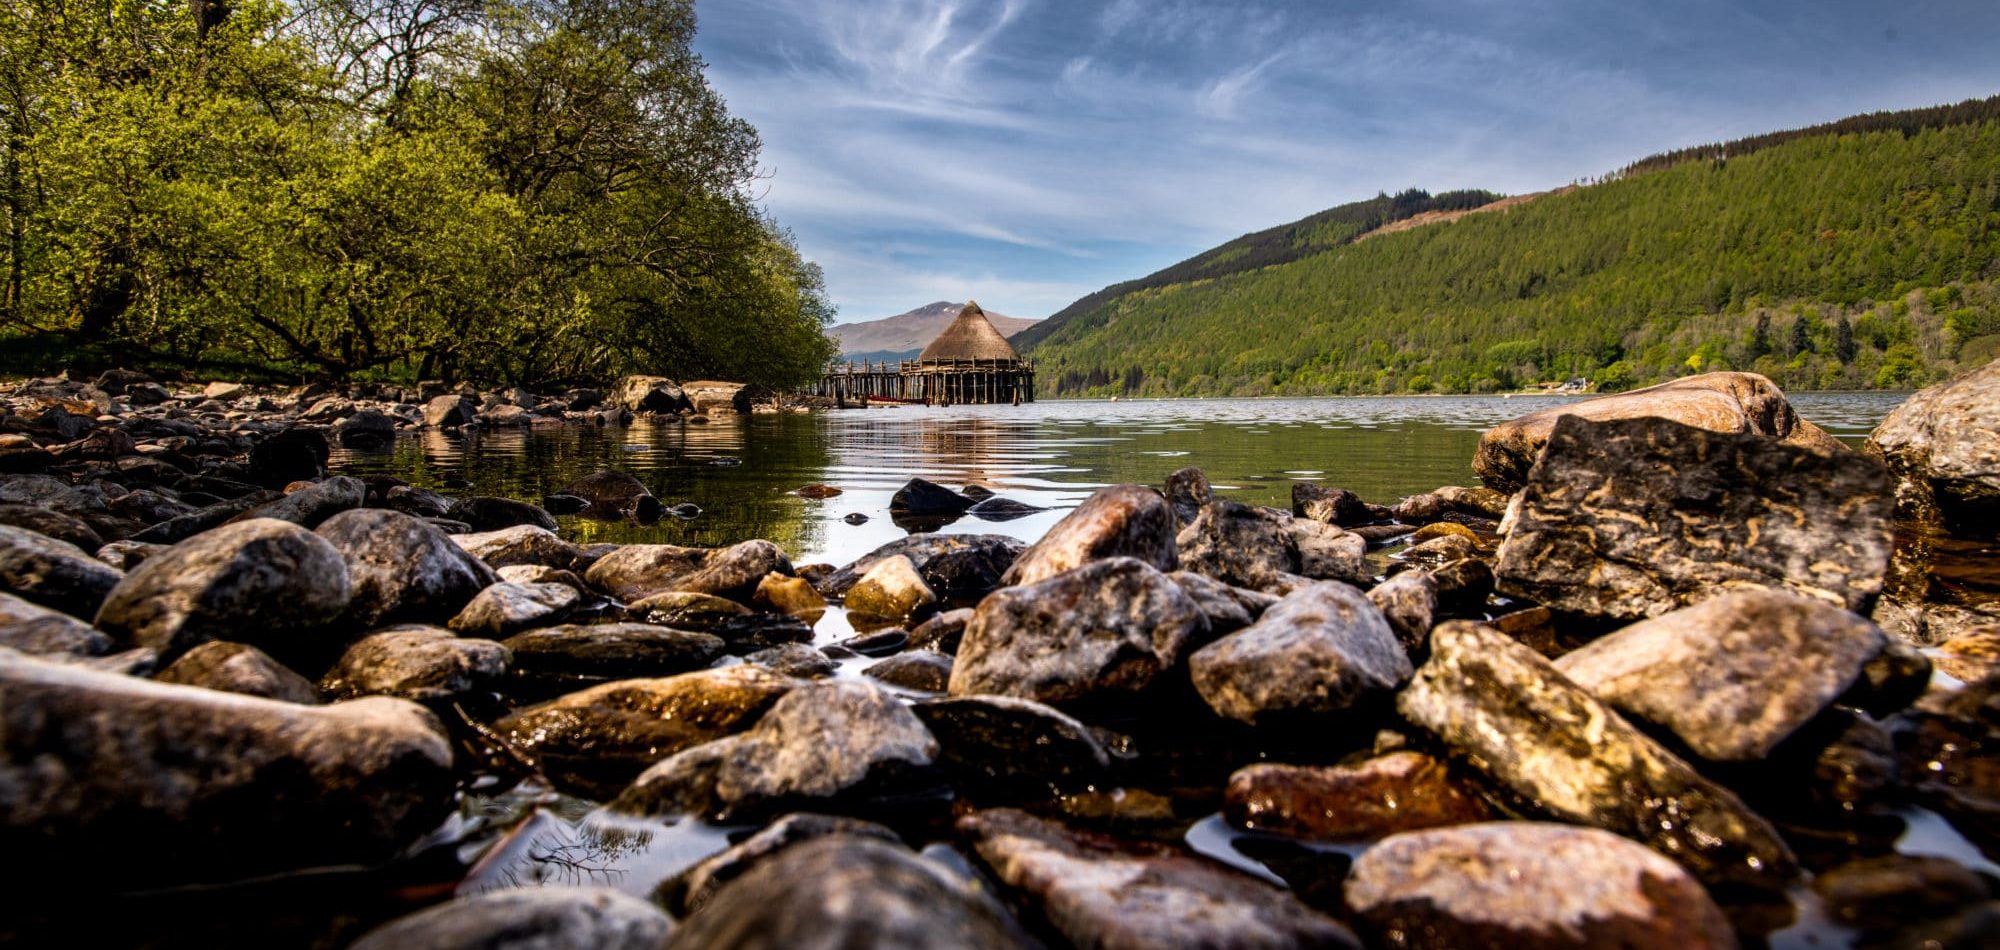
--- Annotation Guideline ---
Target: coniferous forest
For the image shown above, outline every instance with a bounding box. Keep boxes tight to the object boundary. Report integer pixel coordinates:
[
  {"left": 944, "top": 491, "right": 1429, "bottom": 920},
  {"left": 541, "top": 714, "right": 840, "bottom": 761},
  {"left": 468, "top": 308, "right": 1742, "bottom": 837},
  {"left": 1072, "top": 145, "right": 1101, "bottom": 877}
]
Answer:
[
  {"left": 0, "top": 0, "right": 836, "bottom": 388},
  {"left": 1023, "top": 97, "right": 2000, "bottom": 398}
]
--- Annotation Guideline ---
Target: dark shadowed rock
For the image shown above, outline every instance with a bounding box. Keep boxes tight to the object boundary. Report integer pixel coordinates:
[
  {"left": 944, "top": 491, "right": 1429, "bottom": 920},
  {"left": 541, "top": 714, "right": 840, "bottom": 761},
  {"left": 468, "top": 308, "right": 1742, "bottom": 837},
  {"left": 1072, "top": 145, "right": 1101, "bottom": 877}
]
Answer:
[
  {"left": 865, "top": 650, "right": 954, "bottom": 691},
  {"left": 385, "top": 484, "right": 454, "bottom": 519},
  {"left": 1898, "top": 673, "right": 2000, "bottom": 856},
  {"left": 0, "top": 504, "right": 102, "bottom": 550},
  {"left": 1473, "top": 371, "right": 1847, "bottom": 494},
  {"left": 1168, "top": 569, "right": 1277, "bottom": 636},
  {"left": 246, "top": 428, "right": 329, "bottom": 487},
  {"left": 449, "top": 496, "right": 559, "bottom": 532},
  {"left": 561, "top": 470, "right": 663, "bottom": 521},
  {"left": 666, "top": 836, "right": 1035, "bottom": 950},
  {"left": 1553, "top": 590, "right": 1886, "bottom": 761},
  {"left": 966, "top": 496, "right": 1041, "bottom": 520},
  {"left": 0, "top": 524, "right": 123, "bottom": 619},
  {"left": 1001, "top": 484, "right": 1177, "bottom": 586},
  {"left": 709, "top": 612, "right": 816, "bottom": 654},
  {"left": 130, "top": 491, "right": 281, "bottom": 544},
  {"left": 1293, "top": 483, "right": 1371, "bottom": 526},
  {"left": 0, "top": 590, "right": 112, "bottom": 657},
  {"left": 1190, "top": 581, "right": 1410, "bottom": 725},
  {"left": 352, "top": 887, "right": 672, "bottom": 950},
  {"left": 0, "top": 651, "right": 453, "bottom": 887},
  {"left": 1345, "top": 823, "right": 1736, "bottom": 950},
  {"left": 1494, "top": 414, "right": 1893, "bottom": 621},
  {"left": 1812, "top": 854, "right": 1993, "bottom": 935},
  {"left": 1866, "top": 355, "right": 2000, "bottom": 533},
  {"left": 317, "top": 508, "right": 496, "bottom": 628},
  {"left": 949, "top": 557, "right": 1207, "bottom": 706},
  {"left": 819, "top": 533, "right": 1025, "bottom": 600},
  {"left": 94, "top": 518, "right": 351, "bottom": 658},
  {"left": 1397, "top": 620, "right": 1797, "bottom": 891},
  {"left": 1178, "top": 499, "right": 1369, "bottom": 590},
  {"left": 495, "top": 666, "right": 796, "bottom": 798},
  {"left": 961, "top": 808, "right": 1358, "bottom": 949},
  {"left": 1163, "top": 466, "right": 1213, "bottom": 528},
  {"left": 155, "top": 641, "right": 320, "bottom": 703},
  {"left": 447, "top": 581, "right": 579, "bottom": 637},
  {"left": 229, "top": 476, "right": 366, "bottom": 528},
  {"left": 1366, "top": 570, "right": 1437, "bottom": 651},
  {"left": 334, "top": 410, "right": 397, "bottom": 449},
  {"left": 661, "top": 813, "right": 903, "bottom": 915},
  {"left": 452, "top": 524, "right": 586, "bottom": 571},
  {"left": 319, "top": 626, "right": 510, "bottom": 702},
  {"left": 913, "top": 694, "right": 1110, "bottom": 795},
  {"left": 889, "top": 477, "right": 975, "bottom": 515},
  {"left": 908, "top": 607, "right": 973, "bottom": 654},
  {"left": 614, "top": 375, "right": 691, "bottom": 415},
  {"left": 1227, "top": 751, "right": 1490, "bottom": 841},
  {"left": 503, "top": 623, "right": 724, "bottom": 689}
]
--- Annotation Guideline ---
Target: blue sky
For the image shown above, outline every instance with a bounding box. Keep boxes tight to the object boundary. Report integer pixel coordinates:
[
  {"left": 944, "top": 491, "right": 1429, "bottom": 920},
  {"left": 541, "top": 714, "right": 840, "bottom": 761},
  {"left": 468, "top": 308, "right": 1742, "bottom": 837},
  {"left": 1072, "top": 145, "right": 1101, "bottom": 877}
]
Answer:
[{"left": 691, "top": 0, "right": 2000, "bottom": 323}]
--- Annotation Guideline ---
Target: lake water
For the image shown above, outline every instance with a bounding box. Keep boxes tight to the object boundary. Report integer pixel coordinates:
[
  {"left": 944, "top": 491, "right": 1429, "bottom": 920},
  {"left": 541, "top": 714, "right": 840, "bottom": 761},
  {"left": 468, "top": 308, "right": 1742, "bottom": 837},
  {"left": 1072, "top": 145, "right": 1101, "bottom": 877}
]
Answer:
[{"left": 331, "top": 392, "right": 1910, "bottom": 569}]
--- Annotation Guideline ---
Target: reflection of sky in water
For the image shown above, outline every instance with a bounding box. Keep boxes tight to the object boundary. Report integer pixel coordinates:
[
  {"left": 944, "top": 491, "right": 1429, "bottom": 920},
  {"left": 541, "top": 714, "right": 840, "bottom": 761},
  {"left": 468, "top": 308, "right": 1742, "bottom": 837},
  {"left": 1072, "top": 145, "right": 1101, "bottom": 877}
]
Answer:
[{"left": 333, "top": 393, "right": 1907, "bottom": 568}]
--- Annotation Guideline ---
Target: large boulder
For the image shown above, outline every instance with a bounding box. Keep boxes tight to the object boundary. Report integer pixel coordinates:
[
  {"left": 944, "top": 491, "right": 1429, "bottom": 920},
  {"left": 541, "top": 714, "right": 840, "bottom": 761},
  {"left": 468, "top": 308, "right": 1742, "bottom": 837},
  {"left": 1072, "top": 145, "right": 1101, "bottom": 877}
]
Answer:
[
  {"left": 959, "top": 808, "right": 1359, "bottom": 949},
  {"left": 352, "top": 887, "right": 672, "bottom": 950},
  {"left": 948, "top": 557, "right": 1207, "bottom": 707},
  {"left": 0, "top": 650, "right": 453, "bottom": 886},
  {"left": 1000, "top": 484, "right": 1178, "bottom": 586},
  {"left": 1866, "top": 356, "right": 2000, "bottom": 534},
  {"left": 1397, "top": 621, "right": 1796, "bottom": 891},
  {"left": 614, "top": 375, "right": 691, "bottom": 415},
  {"left": 93, "top": 519, "right": 352, "bottom": 659},
  {"left": 316, "top": 508, "right": 496, "bottom": 628},
  {"left": 1345, "top": 823, "right": 1736, "bottom": 950},
  {"left": 1553, "top": 590, "right": 1886, "bottom": 760},
  {"left": 1188, "top": 581, "right": 1410, "bottom": 724},
  {"left": 0, "top": 524, "right": 124, "bottom": 619},
  {"left": 1494, "top": 414, "right": 1892, "bottom": 621},
  {"left": 1473, "top": 371, "right": 1846, "bottom": 493}
]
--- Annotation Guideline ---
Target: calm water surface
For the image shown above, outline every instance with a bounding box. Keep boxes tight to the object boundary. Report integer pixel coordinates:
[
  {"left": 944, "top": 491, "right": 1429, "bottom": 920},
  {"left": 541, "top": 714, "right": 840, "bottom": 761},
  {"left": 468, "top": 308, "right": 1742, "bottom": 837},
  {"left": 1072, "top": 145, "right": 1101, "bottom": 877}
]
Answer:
[{"left": 333, "top": 392, "right": 1908, "bottom": 568}]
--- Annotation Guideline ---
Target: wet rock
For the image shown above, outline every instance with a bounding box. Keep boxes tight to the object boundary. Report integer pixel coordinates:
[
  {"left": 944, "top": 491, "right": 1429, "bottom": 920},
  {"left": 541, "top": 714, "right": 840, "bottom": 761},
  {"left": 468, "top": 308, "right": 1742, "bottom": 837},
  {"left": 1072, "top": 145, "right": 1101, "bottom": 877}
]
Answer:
[
  {"left": 319, "top": 626, "right": 510, "bottom": 702},
  {"left": 866, "top": 651, "right": 954, "bottom": 691},
  {"left": 960, "top": 808, "right": 1358, "bottom": 949},
  {"left": 818, "top": 533, "right": 1025, "bottom": 600},
  {"left": 333, "top": 410, "right": 397, "bottom": 449},
  {"left": 1169, "top": 569, "right": 1277, "bottom": 636},
  {"left": 560, "top": 470, "right": 662, "bottom": 521},
  {"left": 1898, "top": 673, "right": 2000, "bottom": 854},
  {"left": 1426, "top": 556, "right": 1495, "bottom": 613},
  {"left": 1178, "top": 499, "right": 1368, "bottom": 590},
  {"left": 614, "top": 375, "right": 691, "bottom": 415},
  {"left": 1397, "top": 620, "right": 1797, "bottom": 891},
  {"left": 1227, "top": 751, "right": 1491, "bottom": 841},
  {"left": 908, "top": 607, "right": 972, "bottom": 654},
  {"left": 747, "top": 642, "right": 839, "bottom": 678},
  {"left": 662, "top": 813, "right": 902, "bottom": 915},
  {"left": 627, "top": 590, "right": 750, "bottom": 630},
  {"left": 0, "top": 504, "right": 102, "bottom": 550},
  {"left": 1474, "top": 371, "right": 1847, "bottom": 494},
  {"left": 1937, "top": 625, "right": 2000, "bottom": 684},
  {"left": 1366, "top": 570, "right": 1437, "bottom": 651},
  {"left": 316, "top": 508, "right": 496, "bottom": 628},
  {"left": 1812, "top": 854, "right": 1992, "bottom": 934},
  {"left": 504, "top": 623, "right": 724, "bottom": 688},
  {"left": 385, "top": 484, "right": 454, "bottom": 519},
  {"left": 495, "top": 666, "right": 796, "bottom": 798},
  {"left": 351, "top": 887, "right": 673, "bottom": 950},
  {"left": 751, "top": 572, "right": 825, "bottom": 622},
  {"left": 913, "top": 695, "right": 1110, "bottom": 795},
  {"left": 666, "top": 836, "right": 1034, "bottom": 950},
  {"left": 107, "top": 489, "right": 195, "bottom": 527},
  {"left": 92, "top": 368, "right": 154, "bottom": 395},
  {"left": 1866, "top": 356, "right": 2000, "bottom": 533},
  {"left": 1494, "top": 414, "right": 1893, "bottom": 621},
  {"left": 1846, "top": 637, "right": 1933, "bottom": 716},
  {"left": 229, "top": 475, "right": 366, "bottom": 528},
  {"left": 583, "top": 542, "right": 730, "bottom": 603},
  {"left": 842, "top": 512, "right": 869, "bottom": 525},
  {"left": 540, "top": 493, "right": 589, "bottom": 515},
  {"left": 0, "top": 524, "right": 124, "bottom": 619},
  {"left": 130, "top": 492, "right": 280, "bottom": 544},
  {"left": 1553, "top": 590, "right": 1886, "bottom": 760},
  {"left": 1344, "top": 822, "right": 1736, "bottom": 950},
  {"left": 620, "top": 679, "right": 937, "bottom": 820},
  {"left": 1293, "top": 483, "right": 1371, "bottom": 526},
  {"left": 447, "top": 581, "right": 579, "bottom": 637},
  {"left": 0, "top": 590, "right": 112, "bottom": 657},
  {"left": 0, "top": 651, "right": 453, "bottom": 886},
  {"left": 836, "top": 627, "right": 910, "bottom": 656},
  {"left": 449, "top": 495, "right": 559, "bottom": 532},
  {"left": 1190, "top": 581, "right": 1410, "bottom": 725},
  {"left": 154, "top": 641, "right": 320, "bottom": 703},
  {"left": 844, "top": 554, "right": 936, "bottom": 625},
  {"left": 422, "top": 393, "right": 476, "bottom": 428},
  {"left": 709, "top": 612, "right": 816, "bottom": 654},
  {"left": 1163, "top": 465, "right": 1213, "bottom": 528},
  {"left": 246, "top": 428, "right": 329, "bottom": 487},
  {"left": 452, "top": 524, "right": 586, "bottom": 571},
  {"left": 967, "top": 496, "right": 1041, "bottom": 520},
  {"left": 671, "top": 540, "right": 794, "bottom": 604},
  {"left": 889, "top": 477, "right": 975, "bottom": 515},
  {"left": 950, "top": 557, "right": 1207, "bottom": 706},
  {"left": 1001, "top": 484, "right": 1177, "bottom": 586},
  {"left": 94, "top": 518, "right": 351, "bottom": 658},
  {"left": 1434, "top": 484, "right": 1512, "bottom": 519}
]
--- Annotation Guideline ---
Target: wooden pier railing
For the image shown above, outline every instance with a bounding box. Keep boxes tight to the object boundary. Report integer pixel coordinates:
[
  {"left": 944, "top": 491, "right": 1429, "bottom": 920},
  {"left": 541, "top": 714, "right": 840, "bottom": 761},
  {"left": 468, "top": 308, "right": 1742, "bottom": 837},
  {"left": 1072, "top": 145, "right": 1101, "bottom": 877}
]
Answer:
[{"left": 811, "top": 358, "right": 1036, "bottom": 405}]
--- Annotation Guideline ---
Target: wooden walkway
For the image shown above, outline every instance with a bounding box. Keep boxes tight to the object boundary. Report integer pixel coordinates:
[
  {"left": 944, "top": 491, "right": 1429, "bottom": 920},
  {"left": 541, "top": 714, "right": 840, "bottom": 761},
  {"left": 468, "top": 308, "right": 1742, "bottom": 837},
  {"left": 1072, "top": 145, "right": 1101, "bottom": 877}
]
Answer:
[{"left": 812, "top": 358, "right": 1035, "bottom": 406}]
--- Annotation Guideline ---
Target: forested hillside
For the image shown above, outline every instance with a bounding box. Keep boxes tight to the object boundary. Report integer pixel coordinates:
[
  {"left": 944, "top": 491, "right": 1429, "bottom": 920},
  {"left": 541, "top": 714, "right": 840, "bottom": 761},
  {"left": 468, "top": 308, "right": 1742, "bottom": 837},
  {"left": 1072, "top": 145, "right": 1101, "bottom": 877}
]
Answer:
[
  {"left": 1025, "top": 98, "right": 2000, "bottom": 397},
  {"left": 0, "top": 0, "right": 835, "bottom": 388}
]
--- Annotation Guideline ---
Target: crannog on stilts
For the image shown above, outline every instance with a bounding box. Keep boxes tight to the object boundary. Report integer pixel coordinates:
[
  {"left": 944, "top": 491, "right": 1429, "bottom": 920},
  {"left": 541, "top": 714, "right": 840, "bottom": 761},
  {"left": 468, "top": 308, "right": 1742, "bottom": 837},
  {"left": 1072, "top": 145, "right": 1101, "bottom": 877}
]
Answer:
[{"left": 813, "top": 301, "right": 1035, "bottom": 406}]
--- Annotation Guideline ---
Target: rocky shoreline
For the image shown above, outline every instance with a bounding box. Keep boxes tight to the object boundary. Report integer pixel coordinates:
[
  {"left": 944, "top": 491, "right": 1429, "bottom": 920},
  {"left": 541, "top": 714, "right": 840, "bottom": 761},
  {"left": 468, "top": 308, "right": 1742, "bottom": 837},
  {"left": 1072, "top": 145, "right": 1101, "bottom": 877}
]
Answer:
[{"left": 1, "top": 365, "right": 1997, "bottom": 948}]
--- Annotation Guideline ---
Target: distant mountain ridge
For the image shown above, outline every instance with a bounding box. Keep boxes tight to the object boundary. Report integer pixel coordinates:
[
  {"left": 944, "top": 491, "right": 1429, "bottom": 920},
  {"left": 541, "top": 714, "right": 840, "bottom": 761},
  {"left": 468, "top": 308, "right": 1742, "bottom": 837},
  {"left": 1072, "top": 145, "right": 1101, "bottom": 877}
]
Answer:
[{"left": 830, "top": 301, "right": 1038, "bottom": 361}]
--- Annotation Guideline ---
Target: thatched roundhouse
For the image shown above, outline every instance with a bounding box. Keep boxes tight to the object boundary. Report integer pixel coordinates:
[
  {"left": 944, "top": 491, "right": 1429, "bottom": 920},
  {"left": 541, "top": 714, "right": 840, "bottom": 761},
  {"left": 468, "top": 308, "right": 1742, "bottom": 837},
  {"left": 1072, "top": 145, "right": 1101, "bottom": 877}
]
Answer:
[{"left": 816, "top": 301, "right": 1035, "bottom": 405}]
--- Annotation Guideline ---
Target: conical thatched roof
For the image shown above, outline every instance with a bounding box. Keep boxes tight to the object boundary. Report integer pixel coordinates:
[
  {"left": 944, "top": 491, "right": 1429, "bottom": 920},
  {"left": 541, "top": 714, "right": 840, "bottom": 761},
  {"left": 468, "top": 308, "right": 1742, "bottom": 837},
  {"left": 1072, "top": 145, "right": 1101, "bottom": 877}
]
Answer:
[{"left": 918, "top": 301, "right": 1021, "bottom": 362}]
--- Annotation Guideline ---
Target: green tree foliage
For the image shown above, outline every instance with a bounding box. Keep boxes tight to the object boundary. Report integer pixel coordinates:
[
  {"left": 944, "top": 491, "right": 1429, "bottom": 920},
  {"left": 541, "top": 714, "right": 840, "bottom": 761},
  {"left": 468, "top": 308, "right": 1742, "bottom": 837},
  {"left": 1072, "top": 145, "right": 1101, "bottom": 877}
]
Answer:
[
  {"left": 0, "top": 0, "right": 833, "bottom": 387},
  {"left": 1027, "top": 111, "right": 2000, "bottom": 397}
]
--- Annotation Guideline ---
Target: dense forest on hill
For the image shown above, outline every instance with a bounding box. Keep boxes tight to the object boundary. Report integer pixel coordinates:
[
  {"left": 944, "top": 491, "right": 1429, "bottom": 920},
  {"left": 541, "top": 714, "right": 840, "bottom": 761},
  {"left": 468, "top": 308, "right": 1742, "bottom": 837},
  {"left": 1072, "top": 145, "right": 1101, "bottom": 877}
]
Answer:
[
  {"left": 1026, "top": 105, "right": 2000, "bottom": 398},
  {"left": 0, "top": 0, "right": 835, "bottom": 388}
]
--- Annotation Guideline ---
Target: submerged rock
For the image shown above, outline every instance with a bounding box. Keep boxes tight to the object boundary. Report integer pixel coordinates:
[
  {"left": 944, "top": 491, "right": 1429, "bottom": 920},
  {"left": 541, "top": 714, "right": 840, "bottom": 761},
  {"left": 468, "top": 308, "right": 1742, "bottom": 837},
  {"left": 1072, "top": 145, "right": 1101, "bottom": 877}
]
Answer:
[
  {"left": 1866, "top": 355, "right": 2000, "bottom": 533},
  {"left": 1473, "top": 370, "right": 1846, "bottom": 494},
  {"left": 1227, "top": 751, "right": 1491, "bottom": 841},
  {"left": 351, "top": 887, "right": 672, "bottom": 950},
  {"left": 1000, "top": 484, "right": 1177, "bottom": 586},
  {"left": 0, "top": 524, "right": 124, "bottom": 619},
  {"left": 155, "top": 641, "right": 320, "bottom": 704},
  {"left": 93, "top": 518, "right": 352, "bottom": 659},
  {"left": 1190, "top": 581, "right": 1410, "bottom": 725},
  {"left": 960, "top": 808, "right": 1359, "bottom": 949},
  {"left": 0, "top": 651, "right": 453, "bottom": 886},
  {"left": 1398, "top": 621, "right": 1797, "bottom": 891},
  {"left": 1553, "top": 590, "right": 1886, "bottom": 760},
  {"left": 449, "top": 496, "right": 559, "bottom": 533},
  {"left": 1494, "top": 414, "right": 1892, "bottom": 620},
  {"left": 319, "top": 626, "right": 510, "bottom": 702},
  {"left": 317, "top": 508, "right": 496, "bottom": 628},
  {"left": 560, "top": 470, "right": 663, "bottom": 521},
  {"left": 1344, "top": 822, "right": 1736, "bottom": 950},
  {"left": 949, "top": 557, "right": 1207, "bottom": 706}
]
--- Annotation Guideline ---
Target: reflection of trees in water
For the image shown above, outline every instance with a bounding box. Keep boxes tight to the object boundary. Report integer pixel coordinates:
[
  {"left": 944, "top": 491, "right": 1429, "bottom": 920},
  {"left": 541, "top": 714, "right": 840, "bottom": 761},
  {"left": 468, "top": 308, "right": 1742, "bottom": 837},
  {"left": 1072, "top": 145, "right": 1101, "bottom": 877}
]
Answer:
[
  {"left": 461, "top": 808, "right": 655, "bottom": 893},
  {"left": 830, "top": 415, "right": 1048, "bottom": 487}
]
